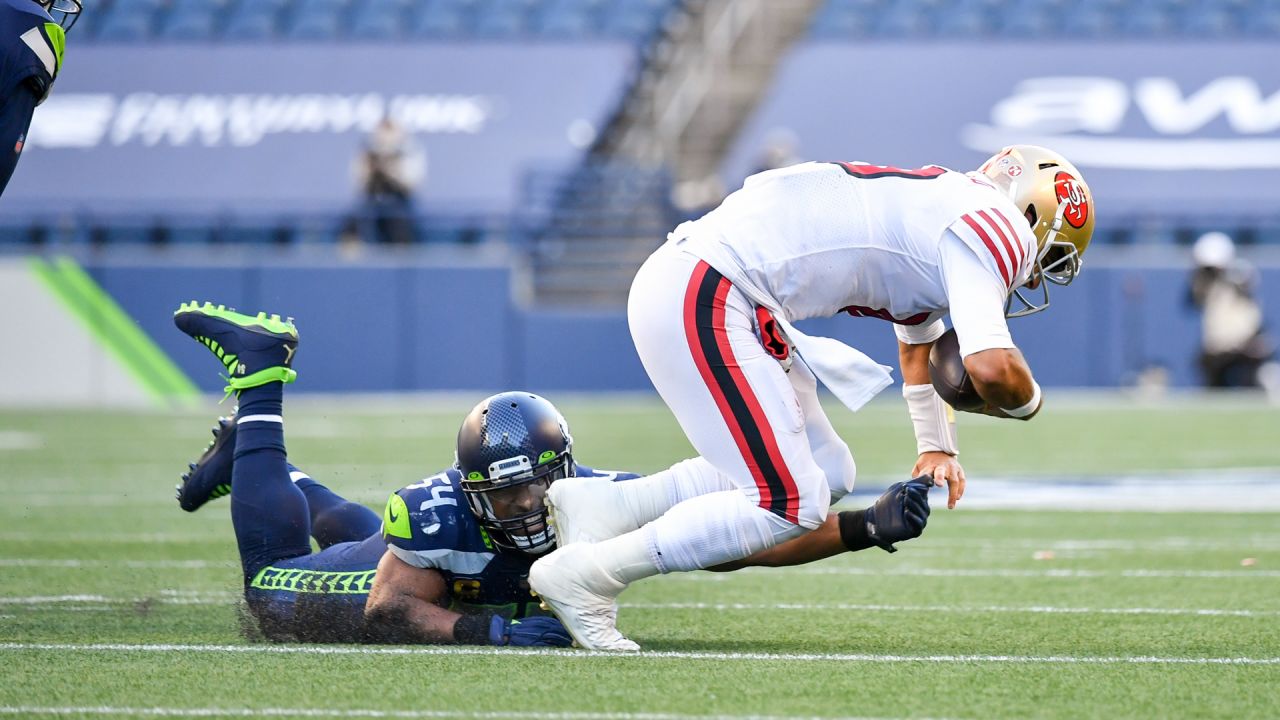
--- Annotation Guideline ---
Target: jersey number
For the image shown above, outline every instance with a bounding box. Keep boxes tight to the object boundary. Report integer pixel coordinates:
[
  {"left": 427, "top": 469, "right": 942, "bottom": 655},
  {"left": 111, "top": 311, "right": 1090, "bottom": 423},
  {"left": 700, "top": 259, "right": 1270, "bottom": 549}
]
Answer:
[
  {"left": 406, "top": 474, "right": 459, "bottom": 511},
  {"left": 829, "top": 162, "right": 946, "bottom": 180}
]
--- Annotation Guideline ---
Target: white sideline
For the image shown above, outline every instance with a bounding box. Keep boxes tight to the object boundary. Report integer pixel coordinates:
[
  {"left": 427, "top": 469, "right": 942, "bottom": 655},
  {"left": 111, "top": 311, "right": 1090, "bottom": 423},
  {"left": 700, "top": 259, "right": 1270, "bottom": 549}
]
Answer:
[
  {"left": 2, "top": 557, "right": 1276, "bottom": 578},
  {"left": 0, "top": 708, "right": 901, "bottom": 720},
  {"left": 3, "top": 595, "right": 1276, "bottom": 619},
  {"left": 0, "top": 642, "right": 1277, "bottom": 665}
]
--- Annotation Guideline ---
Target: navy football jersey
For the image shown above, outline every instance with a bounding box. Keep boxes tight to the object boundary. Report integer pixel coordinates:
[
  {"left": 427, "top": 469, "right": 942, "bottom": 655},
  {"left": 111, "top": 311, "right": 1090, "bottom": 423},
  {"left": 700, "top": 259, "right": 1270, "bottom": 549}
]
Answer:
[
  {"left": 381, "top": 463, "right": 639, "bottom": 619},
  {"left": 0, "top": 0, "right": 62, "bottom": 102}
]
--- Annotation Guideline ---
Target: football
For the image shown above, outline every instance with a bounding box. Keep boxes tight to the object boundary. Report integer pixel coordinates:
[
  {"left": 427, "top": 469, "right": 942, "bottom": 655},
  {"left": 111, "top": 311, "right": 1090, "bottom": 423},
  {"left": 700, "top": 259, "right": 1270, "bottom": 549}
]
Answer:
[{"left": 928, "top": 328, "right": 985, "bottom": 412}]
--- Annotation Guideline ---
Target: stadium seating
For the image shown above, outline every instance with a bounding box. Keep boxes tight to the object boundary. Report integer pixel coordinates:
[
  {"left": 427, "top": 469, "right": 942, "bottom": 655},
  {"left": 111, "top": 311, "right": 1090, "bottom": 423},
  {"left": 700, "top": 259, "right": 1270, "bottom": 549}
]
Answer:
[
  {"left": 80, "top": 0, "right": 682, "bottom": 41},
  {"left": 17, "top": 0, "right": 1276, "bottom": 252},
  {"left": 73, "top": 0, "right": 1280, "bottom": 43}
]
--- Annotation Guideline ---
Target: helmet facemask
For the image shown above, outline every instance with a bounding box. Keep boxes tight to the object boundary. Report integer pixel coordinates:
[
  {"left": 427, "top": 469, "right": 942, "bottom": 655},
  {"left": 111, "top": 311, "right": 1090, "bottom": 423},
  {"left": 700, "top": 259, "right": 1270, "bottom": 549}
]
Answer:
[
  {"left": 1006, "top": 200, "right": 1083, "bottom": 318},
  {"left": 37, "top": 0, "right": 82, "bottom": 32},
  {"left": 459, "top": 449, "right": 572, "bottom": 555}
]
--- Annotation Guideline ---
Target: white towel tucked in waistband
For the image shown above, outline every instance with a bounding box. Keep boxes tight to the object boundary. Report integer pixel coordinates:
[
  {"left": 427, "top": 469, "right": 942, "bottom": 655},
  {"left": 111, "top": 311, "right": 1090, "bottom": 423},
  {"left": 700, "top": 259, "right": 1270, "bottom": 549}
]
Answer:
[{"left": 776, "top": 317, "right": 894, "bottom": 413}]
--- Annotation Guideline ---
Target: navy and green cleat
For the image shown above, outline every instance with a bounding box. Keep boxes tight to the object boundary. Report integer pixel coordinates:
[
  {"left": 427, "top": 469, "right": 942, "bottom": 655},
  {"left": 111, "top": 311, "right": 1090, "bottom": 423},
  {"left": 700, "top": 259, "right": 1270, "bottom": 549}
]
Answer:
[
  {"left": 177, "top": 415, "right": 237, "bottom": 512},
  {"left": 173, "top": 301, "right": 299, "bottom": 395}
]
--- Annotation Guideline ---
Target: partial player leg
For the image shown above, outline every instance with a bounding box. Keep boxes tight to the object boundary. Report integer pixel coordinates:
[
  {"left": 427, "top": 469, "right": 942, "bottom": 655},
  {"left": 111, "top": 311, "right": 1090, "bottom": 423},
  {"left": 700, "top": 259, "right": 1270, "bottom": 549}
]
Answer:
[
  {"left": 289, "top": 466, "right": 382, "bottom": 548},
  {"left": 175, "top": 410, "right": 380, "bottom": 548},
  {"left": 173, "top": 302, "right": 309, "bottom": 585},
  {"left": 548, "top": 457, "right": 734, "bottom": 545},
  {"left": 531, "top": 248, "right": 830, "bottom": 650}
]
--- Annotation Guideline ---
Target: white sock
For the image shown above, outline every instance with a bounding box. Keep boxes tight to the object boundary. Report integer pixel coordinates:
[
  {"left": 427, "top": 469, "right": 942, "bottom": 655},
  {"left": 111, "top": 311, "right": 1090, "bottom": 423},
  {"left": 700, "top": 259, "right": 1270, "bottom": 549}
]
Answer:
[
  {"left": 591, "top": 527, "right": 663, "bottom": 586},
  {"left": 613, "top": 457, "right": 731, "bottom": 528},
  {"left": 645, "top": 490, "right": 805, "bottom": 573}
]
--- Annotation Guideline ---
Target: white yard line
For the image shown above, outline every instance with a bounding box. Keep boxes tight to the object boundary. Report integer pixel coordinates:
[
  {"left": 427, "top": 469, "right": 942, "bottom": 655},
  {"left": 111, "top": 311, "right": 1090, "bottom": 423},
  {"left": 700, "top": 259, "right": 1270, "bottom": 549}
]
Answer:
[
  {"left": 0, "top": 533, "right": 222, "bottom": 543},
  {"left": 0, "top": 594, "right": 235, "bottom": 606},
  {"left": 0, "top": 559, "right": 231, "bottom": 569},
  {"left": 0, "top": 708, "right": 905, "bottom": 720},
  {"left": 748, "top": 567, "right": 1280, "bottom": 579},
  {"left": 620, "top": 602, "right": 1279, "bottom": 617},
  {"left": 0, "top": 642, "right": 1275, "bottom": 665},
  {"left": 0, "top": 431, "right": 41, "bottom": 450}
]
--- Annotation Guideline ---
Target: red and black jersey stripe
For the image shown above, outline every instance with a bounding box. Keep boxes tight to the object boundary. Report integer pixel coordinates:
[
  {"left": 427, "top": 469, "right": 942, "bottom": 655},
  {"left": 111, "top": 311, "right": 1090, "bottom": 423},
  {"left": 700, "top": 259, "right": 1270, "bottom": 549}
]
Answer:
[{"left": 683, "top": 262, "right": 800, "bottom": 524}]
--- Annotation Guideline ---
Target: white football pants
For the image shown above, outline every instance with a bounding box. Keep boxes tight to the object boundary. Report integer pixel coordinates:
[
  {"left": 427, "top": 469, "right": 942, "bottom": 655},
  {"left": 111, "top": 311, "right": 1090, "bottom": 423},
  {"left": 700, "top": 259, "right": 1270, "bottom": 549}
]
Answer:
[{"left": 623, "top": 241, "right": 855, "bottom": 571}]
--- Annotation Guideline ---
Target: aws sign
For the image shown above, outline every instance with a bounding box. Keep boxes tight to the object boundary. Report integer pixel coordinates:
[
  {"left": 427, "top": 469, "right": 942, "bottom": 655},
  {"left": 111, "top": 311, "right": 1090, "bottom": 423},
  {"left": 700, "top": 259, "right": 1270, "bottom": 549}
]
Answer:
[{"left": 963, "top": 77, "right": 1280, "bottom": 170}]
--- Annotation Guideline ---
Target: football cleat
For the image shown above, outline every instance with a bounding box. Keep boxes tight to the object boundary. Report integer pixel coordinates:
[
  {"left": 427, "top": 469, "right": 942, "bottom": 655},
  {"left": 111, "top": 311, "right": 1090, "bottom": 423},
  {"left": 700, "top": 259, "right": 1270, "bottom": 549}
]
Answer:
[
  {"left": 176, "top": 415, "right": 237, "bottom": 512},
  {"left": 527, "top": 544, "right": 639, "bottom": 652},
  {"left": 173, "top": 302, "right": 299, "bottom": 395}
]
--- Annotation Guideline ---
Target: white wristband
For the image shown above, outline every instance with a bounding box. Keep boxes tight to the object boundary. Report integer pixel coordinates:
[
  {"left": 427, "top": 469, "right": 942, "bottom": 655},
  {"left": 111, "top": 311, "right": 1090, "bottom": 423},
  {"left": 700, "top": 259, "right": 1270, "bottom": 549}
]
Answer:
[
  {"left": 1002, "top": 381, "right": 1042, "bottom": 419},
  {"left": 903, "top": 383, "right": 959, "bottom": 456}
]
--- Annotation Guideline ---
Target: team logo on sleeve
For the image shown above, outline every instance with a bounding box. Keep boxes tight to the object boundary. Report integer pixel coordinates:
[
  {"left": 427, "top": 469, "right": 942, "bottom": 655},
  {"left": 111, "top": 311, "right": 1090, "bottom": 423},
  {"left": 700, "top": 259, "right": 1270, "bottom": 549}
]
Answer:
[
  {"left": 14, "top": 134, "right": 24, "bottom": 154},
  {"left": 1054, "top": 171, "right": 1089, "bottom": 228}
]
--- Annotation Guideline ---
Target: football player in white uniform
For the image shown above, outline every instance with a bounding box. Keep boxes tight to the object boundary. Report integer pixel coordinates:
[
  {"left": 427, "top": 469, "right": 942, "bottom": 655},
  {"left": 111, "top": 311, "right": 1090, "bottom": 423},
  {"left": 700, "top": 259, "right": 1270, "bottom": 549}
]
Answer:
[{"left": 529, "top": 145, "right": 1096, "bottom": 651}]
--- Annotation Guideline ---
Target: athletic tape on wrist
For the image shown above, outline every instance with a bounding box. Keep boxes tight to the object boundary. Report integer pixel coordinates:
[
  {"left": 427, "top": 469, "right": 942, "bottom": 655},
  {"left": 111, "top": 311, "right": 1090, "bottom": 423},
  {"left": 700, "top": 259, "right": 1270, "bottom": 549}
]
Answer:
[
  {"left": 1002, "top": 381, "right": 1042, "bottom": 419},
  {"left": 903, "top": 383, "right": 959, "bottom": 456}
]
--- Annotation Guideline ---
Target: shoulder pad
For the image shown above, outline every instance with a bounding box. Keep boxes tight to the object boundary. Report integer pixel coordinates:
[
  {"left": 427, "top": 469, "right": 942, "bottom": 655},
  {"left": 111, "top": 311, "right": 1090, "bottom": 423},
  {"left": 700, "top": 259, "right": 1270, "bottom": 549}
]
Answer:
[{"left": 382, "top": 472, "right": 495, "bottom": 574}]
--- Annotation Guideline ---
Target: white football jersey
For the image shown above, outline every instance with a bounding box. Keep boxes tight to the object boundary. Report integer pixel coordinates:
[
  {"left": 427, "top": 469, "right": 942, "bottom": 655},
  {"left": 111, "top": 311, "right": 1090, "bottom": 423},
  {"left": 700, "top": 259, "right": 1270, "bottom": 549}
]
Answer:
[{"left": 671, "top": 161, "right": 1037, "bottom": 355}]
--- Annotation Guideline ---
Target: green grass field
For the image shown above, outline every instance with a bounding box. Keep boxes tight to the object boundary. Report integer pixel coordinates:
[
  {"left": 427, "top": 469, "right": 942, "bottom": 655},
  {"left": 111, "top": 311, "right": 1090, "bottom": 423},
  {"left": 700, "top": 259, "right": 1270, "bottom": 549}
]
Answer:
[{"left": 2, "top": 394, "right": 1279, "bottom": 719}]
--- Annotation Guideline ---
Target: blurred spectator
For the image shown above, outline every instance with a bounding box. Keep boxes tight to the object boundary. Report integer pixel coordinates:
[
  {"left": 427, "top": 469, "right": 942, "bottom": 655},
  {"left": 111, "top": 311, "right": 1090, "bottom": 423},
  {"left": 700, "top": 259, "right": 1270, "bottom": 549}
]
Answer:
[
  {"left": 352, "top": 118, "right": 425, "bottom": 244},
  {"left": 1187, "top": 232, "right": 1276, "bottom": 391}
]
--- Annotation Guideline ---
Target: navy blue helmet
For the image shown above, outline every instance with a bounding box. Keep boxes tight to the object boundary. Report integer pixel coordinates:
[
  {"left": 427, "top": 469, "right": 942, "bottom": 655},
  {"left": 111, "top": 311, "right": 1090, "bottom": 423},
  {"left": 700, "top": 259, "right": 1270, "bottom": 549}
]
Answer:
[{"left": 455, "top": 391, "right": 573, "bottom": 554}]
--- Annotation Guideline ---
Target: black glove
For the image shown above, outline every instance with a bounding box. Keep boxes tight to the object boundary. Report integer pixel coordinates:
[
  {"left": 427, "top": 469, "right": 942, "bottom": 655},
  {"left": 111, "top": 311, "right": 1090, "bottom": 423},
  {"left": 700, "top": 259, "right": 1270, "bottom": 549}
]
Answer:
[
  {"left": 489, "top": 614, "right": 573, "bottom": 647},
  {"left": 838, "top": 477, "right": 932, "bottom": 553}
]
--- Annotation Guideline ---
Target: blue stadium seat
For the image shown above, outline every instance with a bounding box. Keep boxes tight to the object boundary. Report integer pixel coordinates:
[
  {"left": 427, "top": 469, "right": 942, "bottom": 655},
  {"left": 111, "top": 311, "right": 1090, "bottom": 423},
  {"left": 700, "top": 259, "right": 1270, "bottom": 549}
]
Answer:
[
  {"left": 0, "top": 222, "right": 39, "bottom": 245},
  {"left": 159, "top": 0, "right": 224, "bottom": 41},
  {"left": 598, "top": 0, "right": 669, "bottom": 40},
  {"left": 995, "top": 4, "right": 1057, "bottom": 37},
  {"left": 93, "top": 222, "right": 157, "bottom": 244},
  {"left": 350, "top": 0, "right": 408, "bottom": 40},
  {"left": 873, "top": 3, "right": 934, "bottom": 37},
  {"left": 533, "top": 0, "right": 599, "bottom": 38},
  {"left": 286, "top": 0, "right": 348, "bottom": 40},
  {"left": 162, "top": 224, "right": 217, "bottom": 245},
  {"left": 220, "top": 222, "right": 293, "bottom": 244},
  {"left": 470, "top": 0, "right": 532, "bottom": 38},
  {"left": 808, "top": 0, "right": 879, "bottom": 39},
  {"left": 94, "top": 3, "right": 156, "bottom": 42},
  {"left": 1118, "top": 7, "right": 1175, "bottom": 37},
  {"left": 1245, "top": 8, "right": 1280, "bottom": 35},
  {"left": 411, "top": 0, "right": 474, "bottom": 38},
  {"left": 1057, "top": 7, "right": 1113, "bottom": 36},
  {"left": 934, "top": 5, "right": 991, "bottom": 36},
  {"left": 1179, "top": 6, "right": 1238, "bottom": 36},
  {"left": 223, "top": 0, "right": 285, "bottom": 41}
]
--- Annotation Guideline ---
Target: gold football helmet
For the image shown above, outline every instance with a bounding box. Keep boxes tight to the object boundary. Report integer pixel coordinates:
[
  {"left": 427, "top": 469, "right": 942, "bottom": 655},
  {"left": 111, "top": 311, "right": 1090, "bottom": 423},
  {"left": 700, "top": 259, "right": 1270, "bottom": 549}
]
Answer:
[{"left": 977, "top": 145, "right": 1095, "bottom": 317}]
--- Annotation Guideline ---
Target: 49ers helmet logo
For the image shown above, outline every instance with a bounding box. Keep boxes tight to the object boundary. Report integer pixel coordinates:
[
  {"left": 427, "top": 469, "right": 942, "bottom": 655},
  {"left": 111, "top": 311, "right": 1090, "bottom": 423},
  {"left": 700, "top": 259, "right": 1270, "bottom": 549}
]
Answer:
[{"left": 1054, "top": 171, "right": 1089, "bottom": 228}]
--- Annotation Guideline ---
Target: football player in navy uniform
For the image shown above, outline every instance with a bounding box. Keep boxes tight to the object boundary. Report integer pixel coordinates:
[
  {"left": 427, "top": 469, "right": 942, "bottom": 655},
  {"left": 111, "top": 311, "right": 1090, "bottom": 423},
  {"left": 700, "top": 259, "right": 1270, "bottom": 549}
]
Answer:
[
  {"left": 0, "top": 0, "right": 78, "bottom": 195},
  {"left": 173, "top": 301, "right": 930, "bottom": 646}
]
